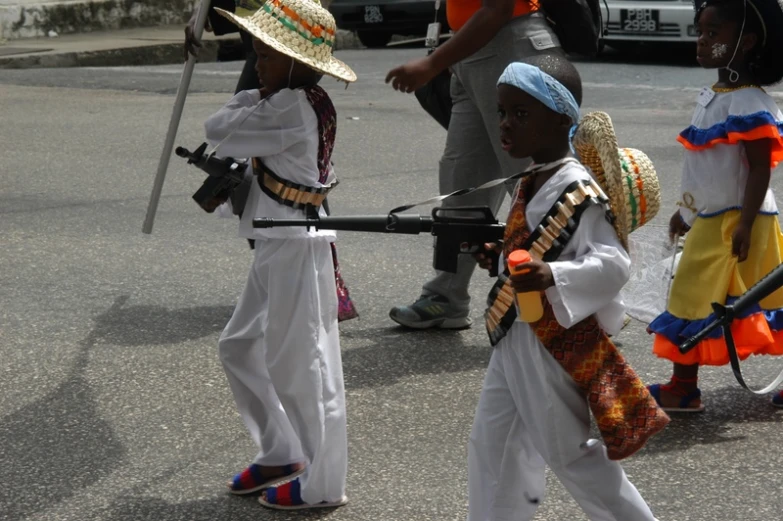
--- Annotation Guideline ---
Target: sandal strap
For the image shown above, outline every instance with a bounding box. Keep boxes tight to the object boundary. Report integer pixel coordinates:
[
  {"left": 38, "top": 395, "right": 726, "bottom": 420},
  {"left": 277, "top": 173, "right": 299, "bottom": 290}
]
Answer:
[
  {"left": 648, "top": 383, "right": 702, "bottom": 409},
  {"left": 233, "top": 464, "right": 264, "bottom": 491},
  {"left": 232, "top": 464, "right": 300, "bottom": 492},
  {"left": 660, "top": 377, "right": 699, "bottom": 398},
  {"left": 678, "top": 388, "right": 701, "bottom": 409},
  {"left": 266, "top": 478, "right": 303, "bottom": 506}
]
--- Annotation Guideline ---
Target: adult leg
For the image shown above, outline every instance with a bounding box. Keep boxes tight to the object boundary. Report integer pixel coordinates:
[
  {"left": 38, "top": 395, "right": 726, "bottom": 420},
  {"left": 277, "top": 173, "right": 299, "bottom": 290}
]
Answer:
[
  {"left": 218, "top": 241, "right": 304, "bottom": 467},
  {"left": 264, "top": 238, "right": 347, "bottom": 504},
  {"left": 468, "top": 345, "right": 546, "bottom": 521},
  {"left": 389, "top": 73, "right": 505, "bottom": 329},
  {"left": 502, "top": 325, "right": 657, "bottom": 521},
  {"left": 390, "top": 14, "right": 564, "bottom": 328}
]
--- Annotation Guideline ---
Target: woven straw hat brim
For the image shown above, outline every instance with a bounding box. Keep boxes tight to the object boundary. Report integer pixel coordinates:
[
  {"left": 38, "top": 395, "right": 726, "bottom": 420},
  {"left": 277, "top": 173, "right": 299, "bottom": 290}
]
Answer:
[
  {"left": 573, "top": 111, "right": 661, "bottom": 250},
  {"left": 214, "top": 7, "right": 357, "bottom": 83}
]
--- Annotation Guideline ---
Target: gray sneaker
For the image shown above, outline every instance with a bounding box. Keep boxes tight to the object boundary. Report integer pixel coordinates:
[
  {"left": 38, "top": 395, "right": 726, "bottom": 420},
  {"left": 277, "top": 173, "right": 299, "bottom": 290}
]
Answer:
[{"left": 389, "top": 295, "right": 472, "bottom": 330}]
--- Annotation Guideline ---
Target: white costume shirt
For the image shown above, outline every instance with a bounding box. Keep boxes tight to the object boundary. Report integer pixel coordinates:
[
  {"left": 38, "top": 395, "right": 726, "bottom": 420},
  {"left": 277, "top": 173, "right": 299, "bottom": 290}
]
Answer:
[
  {"left": 507, "top": 161, "right": 631, "bottom": 336},
  {"left": 204, "top": 88, "right": 336, "bottom": 240},
  {"left": 678, "top": 87, "right": 783, "bottom": 226}
]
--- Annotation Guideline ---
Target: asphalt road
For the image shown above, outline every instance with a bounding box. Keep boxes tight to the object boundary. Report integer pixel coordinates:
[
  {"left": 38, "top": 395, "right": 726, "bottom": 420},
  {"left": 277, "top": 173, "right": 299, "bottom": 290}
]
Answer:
[{"left": 2, "top": 47, "right": 783, "bottom": 521}]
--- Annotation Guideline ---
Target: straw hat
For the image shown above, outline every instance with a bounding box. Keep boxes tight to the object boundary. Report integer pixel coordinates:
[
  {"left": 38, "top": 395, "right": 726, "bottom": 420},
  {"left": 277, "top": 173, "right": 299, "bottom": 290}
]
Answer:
[
  {"left": 214, "top": 0, "right": 356, "bottom": 83},
  {"left": 573, "top": 111, "right": 661, "bottom": 250}
]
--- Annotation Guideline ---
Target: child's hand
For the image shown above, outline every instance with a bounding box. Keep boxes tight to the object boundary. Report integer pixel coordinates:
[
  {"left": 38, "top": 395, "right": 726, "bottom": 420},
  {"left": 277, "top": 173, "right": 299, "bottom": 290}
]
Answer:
[
  {"left": 669, "top": 210, "right": 691, "bottom": 242},
  {"left": 732, "top": 222, "right": 752, "bottom": 262},
  {"left": 510, "top": 258, "right": 555, "bottom": 292},
  {"left": 473, "top": 242, "right": 502, "bottom": 271}
]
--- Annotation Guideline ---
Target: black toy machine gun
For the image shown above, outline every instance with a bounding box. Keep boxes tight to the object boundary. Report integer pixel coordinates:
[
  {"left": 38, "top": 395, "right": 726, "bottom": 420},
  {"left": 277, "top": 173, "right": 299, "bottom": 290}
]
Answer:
[
  {"left": 175, "top": 143, "right": 250, "bottom": 214},
  {"left": 253, "top": 206, "right": 506, "bottom": 277}
]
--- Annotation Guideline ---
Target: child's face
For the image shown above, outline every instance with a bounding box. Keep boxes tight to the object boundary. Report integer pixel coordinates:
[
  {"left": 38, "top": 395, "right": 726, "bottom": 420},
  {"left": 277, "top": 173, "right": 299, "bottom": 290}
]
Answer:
[
  {"left": 497, "top": 84, "right": 570, "bottom": 161},
  {"left": 695, "top": 6, "right": 757, "bottom": 68},
  {"left": 253, "top": 39, "right": 295, "bottom": 92}
]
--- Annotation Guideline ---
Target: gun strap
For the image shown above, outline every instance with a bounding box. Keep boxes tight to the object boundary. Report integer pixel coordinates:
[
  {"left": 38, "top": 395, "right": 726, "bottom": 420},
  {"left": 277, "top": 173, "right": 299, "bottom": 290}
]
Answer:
[
  {"left": 486, "top": 178, "right": 611, "bottom": 346},
  {"left": 389, "top": 158, "right": 579, "bottom": 214},
  {"left": 253, "top": 158, "right": 338, "bottom": 211}
]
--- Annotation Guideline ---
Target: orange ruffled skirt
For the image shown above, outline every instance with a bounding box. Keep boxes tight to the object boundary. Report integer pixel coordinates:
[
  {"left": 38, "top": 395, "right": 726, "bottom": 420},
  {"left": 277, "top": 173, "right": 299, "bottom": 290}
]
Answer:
[{"left": 650, "top": 210, "right": 783, "bottom": 366}]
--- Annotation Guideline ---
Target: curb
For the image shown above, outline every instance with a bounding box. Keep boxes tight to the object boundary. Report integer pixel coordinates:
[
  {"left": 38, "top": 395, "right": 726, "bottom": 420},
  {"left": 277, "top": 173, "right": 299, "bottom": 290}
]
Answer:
[
  {"left": 0, "top": 41, "right": 220, "bottom": 69},
  {"left": 0, "top": 29, "right": 363, "bottom": 69}
]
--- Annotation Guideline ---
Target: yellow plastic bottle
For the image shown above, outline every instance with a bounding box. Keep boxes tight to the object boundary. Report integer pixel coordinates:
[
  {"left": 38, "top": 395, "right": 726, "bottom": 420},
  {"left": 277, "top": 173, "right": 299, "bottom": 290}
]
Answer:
[{"left": 507, "top": 249, "right": 544, "bottom": 323}]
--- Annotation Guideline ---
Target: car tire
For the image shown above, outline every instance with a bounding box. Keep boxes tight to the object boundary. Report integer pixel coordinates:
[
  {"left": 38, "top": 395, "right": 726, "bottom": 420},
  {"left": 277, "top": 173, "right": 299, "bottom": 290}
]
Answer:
[{"left": 357, "top": 30, "right": 393, "bottom": 48}]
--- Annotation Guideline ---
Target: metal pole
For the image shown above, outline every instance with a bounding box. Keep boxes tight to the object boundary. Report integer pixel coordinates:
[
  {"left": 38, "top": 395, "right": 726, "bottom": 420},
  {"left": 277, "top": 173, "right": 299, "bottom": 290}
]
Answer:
[{"left": 142, "top": 0, "right": 213, "bottom": 234}]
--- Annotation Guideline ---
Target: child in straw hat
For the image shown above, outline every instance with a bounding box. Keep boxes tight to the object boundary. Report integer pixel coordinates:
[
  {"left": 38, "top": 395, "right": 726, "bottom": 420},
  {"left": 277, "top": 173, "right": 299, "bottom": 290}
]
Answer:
[
  {"left": 202, "top": 0, "right": 355, "bottom": 510},
  {"left": 471, "top": 58, "right": 668, "bottom": 521},
  {"left": 646, "top": 0, "right": 783, "bottom": 412}
]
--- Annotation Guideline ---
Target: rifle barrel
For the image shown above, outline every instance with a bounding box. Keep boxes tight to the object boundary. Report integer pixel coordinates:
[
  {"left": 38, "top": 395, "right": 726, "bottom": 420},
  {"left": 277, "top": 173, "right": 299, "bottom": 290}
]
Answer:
[
  {"left": 732, "top": 262, "right": 783, "bottom": 316},
  {"left": 679, "top": 262, "right": 783, "bottom": 354},
  {"left": 253, "top": 214, "right": 434, "bottom": 234}
]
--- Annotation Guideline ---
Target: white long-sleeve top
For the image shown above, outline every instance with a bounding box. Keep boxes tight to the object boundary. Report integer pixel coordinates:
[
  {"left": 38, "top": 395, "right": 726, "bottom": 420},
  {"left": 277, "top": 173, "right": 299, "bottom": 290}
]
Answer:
[
  {"left": 507, "top": 161, "right": 631, "bottom": 336},
  {"left": 204, "top": 88, "right": 335, "bottom": 240}
]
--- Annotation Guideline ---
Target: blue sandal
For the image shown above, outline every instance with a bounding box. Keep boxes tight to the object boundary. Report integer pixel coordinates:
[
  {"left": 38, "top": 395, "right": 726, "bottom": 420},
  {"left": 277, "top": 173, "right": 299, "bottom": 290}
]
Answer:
[{"left": 648, "top": 383, "right": 705, "bottom": 413}]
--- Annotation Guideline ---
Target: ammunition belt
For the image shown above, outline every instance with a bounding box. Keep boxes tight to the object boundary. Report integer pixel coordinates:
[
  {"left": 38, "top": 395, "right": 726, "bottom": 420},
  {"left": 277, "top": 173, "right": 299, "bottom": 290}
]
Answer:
[
  {"left": 486, "top": 179, "right": 612, "bottom": 346},
  {"left": 253, "top": 158, "right": 337, "bottom": 211}
]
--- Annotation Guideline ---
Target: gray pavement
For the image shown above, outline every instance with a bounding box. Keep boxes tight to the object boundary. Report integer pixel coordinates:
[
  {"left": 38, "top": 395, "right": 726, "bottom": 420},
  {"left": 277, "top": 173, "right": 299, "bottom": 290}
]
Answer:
[{"left": 2, "top": 48, "right": 783, "bottom": 521}]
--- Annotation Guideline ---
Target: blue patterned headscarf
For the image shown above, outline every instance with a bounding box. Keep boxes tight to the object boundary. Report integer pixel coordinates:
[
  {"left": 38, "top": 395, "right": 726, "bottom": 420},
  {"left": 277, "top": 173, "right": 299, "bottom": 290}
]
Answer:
[{"left": 497, "top": 62, "right": 580, "bottom": 125}]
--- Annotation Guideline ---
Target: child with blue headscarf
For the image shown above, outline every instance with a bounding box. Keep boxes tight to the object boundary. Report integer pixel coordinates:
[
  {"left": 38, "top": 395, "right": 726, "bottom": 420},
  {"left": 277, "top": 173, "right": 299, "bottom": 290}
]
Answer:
[{"left": 470, "top": 60, "right": 665, "bottom": 521}]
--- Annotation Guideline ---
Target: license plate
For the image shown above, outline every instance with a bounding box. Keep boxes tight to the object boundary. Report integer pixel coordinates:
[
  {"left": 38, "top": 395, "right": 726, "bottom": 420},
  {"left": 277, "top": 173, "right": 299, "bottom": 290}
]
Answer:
[
  {"left": 364, "top": 5, "right": 383, "bottom": 24},
  {"left": 620, "top": 9, "right": 660, "bottom": 32}
]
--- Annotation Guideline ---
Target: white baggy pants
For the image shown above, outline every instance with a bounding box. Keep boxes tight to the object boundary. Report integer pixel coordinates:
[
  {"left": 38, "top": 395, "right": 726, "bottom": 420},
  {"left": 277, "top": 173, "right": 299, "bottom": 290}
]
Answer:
[
  {"left": 218, "top": 237, "right": 347, "bottom": 504},
  {"left": 468, "top": 323, "right": 657, "bottom": 521}
]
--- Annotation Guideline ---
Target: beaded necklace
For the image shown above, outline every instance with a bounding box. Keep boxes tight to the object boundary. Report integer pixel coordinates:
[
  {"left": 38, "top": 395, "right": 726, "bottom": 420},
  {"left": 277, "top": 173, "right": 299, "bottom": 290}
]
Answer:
[{"left": 712, "top": 84, "right": 765, "bottom": 93}]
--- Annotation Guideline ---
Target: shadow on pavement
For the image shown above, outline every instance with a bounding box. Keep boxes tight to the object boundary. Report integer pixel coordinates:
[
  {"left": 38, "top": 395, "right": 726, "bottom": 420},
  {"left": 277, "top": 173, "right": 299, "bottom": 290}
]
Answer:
[
  {"left": 90, "top": 295, "right": 233, "bottom": 347},
  {"left": 640, "top": 385, "right": 783, "bottom": 456},
  {"left": 104, "top": 495, "right": 343, "bottom": 521},
  {"left": 340, "top": 325, "right": 489, "bottom": 389},
  {"left": 0, "top": 299, "right": 129, "bottom": 521},
  {"left": 0, "top": 295, "right": 236, "bottom": 520}
]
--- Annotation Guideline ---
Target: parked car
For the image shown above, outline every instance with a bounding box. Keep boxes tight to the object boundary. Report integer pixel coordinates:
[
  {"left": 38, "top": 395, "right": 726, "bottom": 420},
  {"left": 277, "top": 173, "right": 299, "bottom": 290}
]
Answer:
[
  {"left": 599, "top": 0, "right": 698, "bottom": 51},
  {"left": 329, "top": 0, "right": 449, "bottom": 48}
]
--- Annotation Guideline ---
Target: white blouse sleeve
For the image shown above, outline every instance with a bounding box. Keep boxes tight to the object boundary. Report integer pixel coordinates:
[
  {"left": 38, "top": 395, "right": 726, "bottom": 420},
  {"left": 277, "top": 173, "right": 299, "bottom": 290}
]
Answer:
[
  {"left": 204, "top": 89, "right": 305, "bottom": 159},
  {"left": 544, "top": 204, "right": 631, "bottom": 328}
]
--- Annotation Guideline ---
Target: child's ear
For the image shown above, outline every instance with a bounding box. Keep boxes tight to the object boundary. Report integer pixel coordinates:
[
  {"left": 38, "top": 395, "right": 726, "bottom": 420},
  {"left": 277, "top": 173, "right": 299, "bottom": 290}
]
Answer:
[{"left": 741, "top": 32, "right": 758, "bottom": 54}]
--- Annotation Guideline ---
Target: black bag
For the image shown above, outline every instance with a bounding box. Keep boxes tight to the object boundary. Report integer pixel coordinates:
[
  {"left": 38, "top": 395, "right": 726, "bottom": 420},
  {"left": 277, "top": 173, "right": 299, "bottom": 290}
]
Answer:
[
  {"left": 414, "top": 48, "right": 453, "bottom": 130},
  {"left": 414, "top": 68, "right": 453, "bottom": 130},
  {"left": 540, "top": 0, "right": 603, "bottom": 58}
]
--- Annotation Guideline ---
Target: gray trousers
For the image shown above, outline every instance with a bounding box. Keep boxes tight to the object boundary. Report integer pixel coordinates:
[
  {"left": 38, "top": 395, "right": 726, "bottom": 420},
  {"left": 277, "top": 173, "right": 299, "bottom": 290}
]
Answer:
[{"left": 421, "top": 12, "right": 563, "bottom": 313}]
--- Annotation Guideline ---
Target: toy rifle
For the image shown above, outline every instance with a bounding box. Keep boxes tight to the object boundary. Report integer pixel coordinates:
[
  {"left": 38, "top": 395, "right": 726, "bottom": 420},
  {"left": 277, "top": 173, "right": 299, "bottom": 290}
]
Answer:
[
  {"left": 175, "top": 143, "right": 251, "bottom": 214},
  {"left": 679, "top": 262, "right": 783, "bottom": 394},
  {"left": 253, "top": 206, "right": 506, "bottom": 276}
]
